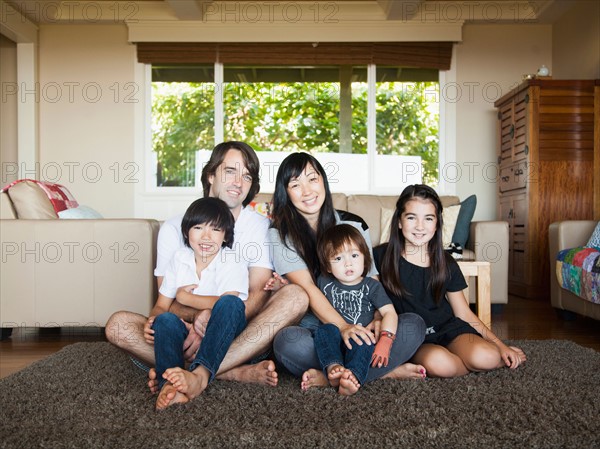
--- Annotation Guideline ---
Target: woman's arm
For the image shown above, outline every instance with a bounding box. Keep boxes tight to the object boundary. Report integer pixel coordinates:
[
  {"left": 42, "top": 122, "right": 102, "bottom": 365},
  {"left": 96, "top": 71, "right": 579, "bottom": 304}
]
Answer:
[{"left": 378, "top": 304, "right": 398, "bottom": 334}]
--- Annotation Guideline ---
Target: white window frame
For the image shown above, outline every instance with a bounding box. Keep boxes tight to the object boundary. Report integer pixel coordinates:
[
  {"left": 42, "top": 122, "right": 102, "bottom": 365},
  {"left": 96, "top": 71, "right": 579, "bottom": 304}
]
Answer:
[{"left": 136, "top": 61, "right": 454, "bottom": 219}]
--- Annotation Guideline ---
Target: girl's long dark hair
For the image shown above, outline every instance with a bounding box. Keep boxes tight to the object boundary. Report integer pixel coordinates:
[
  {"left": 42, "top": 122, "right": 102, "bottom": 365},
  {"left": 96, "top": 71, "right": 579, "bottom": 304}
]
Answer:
[
  {"left": 380, "top": 184, "right": 449, "bottom": 303},
  {"left": 271, "top": 152, "right": 336, "bottom": 282}
]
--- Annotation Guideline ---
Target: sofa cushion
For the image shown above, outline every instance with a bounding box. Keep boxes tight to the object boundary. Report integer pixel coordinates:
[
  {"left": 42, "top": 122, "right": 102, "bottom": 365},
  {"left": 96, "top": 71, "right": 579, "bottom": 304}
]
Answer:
[
  {"left": 451, "top": 195, "right": 477, "bottom": 247},
  {"left": 3, "top": 180, "right": 59, "bottom": 219},
  {"left": 556, "top": 246, "right": 600, "bottom": 304},
  {"left": 0, "top": 192, "right": 17, "bottom": 219},
  {"left": 586, "top": 222, "right": 600, "bottom": 248},
  {"left": 2, "top": 179, "right": 79, "bottom": 218}
]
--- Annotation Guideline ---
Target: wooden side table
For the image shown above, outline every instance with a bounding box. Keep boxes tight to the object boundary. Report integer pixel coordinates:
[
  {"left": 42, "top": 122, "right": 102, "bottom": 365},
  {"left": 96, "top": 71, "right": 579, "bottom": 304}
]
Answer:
[{"left": 457, "top": 260, "right": 492, "bottom": 329}]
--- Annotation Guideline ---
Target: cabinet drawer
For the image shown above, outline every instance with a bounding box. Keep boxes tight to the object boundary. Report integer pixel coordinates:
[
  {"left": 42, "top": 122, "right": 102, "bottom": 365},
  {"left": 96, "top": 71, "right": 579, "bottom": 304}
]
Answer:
[{"left": 499, "top": 161, "right": 528, "bottom": 192}]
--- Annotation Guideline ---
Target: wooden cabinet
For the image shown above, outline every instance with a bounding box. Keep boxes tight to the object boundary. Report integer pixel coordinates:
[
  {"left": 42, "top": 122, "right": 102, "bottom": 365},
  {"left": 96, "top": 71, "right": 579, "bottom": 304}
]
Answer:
[{"left": 495, "top": 79, "right": 598, "bottom": 299}]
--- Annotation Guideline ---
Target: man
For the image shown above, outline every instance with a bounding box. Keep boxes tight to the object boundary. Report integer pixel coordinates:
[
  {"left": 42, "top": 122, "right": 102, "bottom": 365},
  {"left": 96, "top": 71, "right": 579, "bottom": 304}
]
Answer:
[{"left": 105, "top": 141, "right": 308, "bottom": 390}]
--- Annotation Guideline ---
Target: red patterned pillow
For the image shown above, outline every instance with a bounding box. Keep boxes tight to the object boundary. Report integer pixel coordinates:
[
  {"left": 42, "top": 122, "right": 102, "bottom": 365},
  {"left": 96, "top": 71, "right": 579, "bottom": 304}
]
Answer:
[
  {"left": 248, "top": 201, "right": 272, "bottom": 218},
  {"left": 2, "top": 179, "right": 79, "bottom": 214}
]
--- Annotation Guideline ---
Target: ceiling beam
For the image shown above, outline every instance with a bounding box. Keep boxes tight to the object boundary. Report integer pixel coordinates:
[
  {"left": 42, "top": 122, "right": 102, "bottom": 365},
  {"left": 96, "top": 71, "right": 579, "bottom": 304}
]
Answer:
[
  {"left": 164, "top": 0, "right": 212, "bottom": 20},
  {"left": 377, "top": 0, "right": 424, "bottom": 20}
]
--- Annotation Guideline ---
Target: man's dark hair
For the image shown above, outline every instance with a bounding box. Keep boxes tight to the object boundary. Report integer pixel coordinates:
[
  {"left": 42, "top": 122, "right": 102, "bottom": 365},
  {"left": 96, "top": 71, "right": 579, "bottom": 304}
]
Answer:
[{"left": 200, "top": 141, "right": 261, "bottom": 206}]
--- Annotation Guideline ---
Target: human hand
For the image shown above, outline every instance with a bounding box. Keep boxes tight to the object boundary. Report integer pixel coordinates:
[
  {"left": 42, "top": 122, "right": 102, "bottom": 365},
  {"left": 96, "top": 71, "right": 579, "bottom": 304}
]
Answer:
[
  {"left": 500, "top": 344, "right": 527, "bottom": 369},
  {"left": 366, "top": 318, "right": 382, "bottom": 341},
  {"left": 192, "top": 309, "right": 212, "bottom": 338},
  {"left": 143, "top": 316, "right": 156, "bottom": 345},
  {"left": 176, "top": 284, "right": 198, "bottom": 301},
  {"left": 371, "top": 331, "right": 395, "bottom": 368},
  {"left": 340, "top": 324, "right": 376, "bottom": 350},
  {"left": 263, "top": 272, "right": 289, "bottom": 292},
  {"left": 182, "top": 320, "right": 201, "bottom": 362}
]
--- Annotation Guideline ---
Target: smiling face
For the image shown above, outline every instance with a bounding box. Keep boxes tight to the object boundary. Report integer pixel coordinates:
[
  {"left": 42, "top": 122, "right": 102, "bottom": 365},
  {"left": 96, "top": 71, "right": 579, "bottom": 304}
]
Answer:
[
  {"left": 187, "top": 221, "right": 226, "bottom": 263},
  {"left": 208, "top": 149, "right": 253, "bottom": 218},
  {"left": 328, "top": 242, "right": 365, "bottom": 286},
  {"left": 399, "top": 198, "right": 438, "bottom": 249},
  {"left": 286, "top": 163, "right": 326, "bottom": 228}
]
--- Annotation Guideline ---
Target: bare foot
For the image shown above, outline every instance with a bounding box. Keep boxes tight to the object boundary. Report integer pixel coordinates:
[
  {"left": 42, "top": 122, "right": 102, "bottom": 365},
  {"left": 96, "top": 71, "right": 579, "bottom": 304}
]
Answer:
[
  {"left": 217, "top": 360, "right": 278, "bottom": 387},
  {"left": 338, "top": 370, "right": 361, "bottom": 396},
  {"left": 155, "top": 382, "right": 189, "bottom": 410},
  {"left": 382, "top": 362, "right": 427, "bottom": 380},
  {"left": 148, "top": 368, "right": 159, "bottom": 395},
  {"left": 301, "top": 368, "right": 329, "bottom": 391},
  {"left": 326, "top": 364, "right": 345, "bottom": 388},
  {"left": 163, "top": 366, "right": 210, "bottom": 400}
]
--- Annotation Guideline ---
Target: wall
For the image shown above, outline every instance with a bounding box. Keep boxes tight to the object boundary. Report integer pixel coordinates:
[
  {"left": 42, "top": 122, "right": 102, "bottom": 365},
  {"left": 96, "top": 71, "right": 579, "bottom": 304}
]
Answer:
[
  {"left": 0, "top": 34, "right": 18, "bottom": 186},
  {"left": 32, "top": 21, "right": 557, "bottom": 221},
  {"left": 552, "top": 1, "right": 600, "bottom": 79},
  {"left": 454, "top": 24, "right": 552, "bottom": 220},
  {"left": 37, "top": 24, "right": 137, "bottom": 218}
]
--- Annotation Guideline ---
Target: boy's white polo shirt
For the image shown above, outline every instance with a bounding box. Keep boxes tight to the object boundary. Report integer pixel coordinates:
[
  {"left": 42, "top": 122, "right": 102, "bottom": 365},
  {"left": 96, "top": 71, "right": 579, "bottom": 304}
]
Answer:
[{"left": 159, "top": 246, "right": 248, "bottom": 301}]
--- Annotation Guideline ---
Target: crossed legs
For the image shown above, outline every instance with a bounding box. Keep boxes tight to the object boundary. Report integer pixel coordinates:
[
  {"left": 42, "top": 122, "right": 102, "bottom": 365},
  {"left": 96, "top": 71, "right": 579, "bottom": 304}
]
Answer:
[{"left": 105, "top": 284, "right": 308, "bottom": 387}]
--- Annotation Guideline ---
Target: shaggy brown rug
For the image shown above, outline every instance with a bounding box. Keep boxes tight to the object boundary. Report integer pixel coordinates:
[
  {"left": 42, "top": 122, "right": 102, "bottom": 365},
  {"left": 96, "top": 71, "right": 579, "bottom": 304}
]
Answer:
[{"left": 0, "top": 340, "right": 598, "bottom": 448}]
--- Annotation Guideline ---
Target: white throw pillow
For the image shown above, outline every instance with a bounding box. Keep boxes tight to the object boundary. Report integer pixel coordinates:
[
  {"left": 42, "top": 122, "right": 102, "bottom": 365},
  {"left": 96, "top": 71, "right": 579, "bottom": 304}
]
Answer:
[
  {"left": 380, "top": 207, "right": 395, "bottom": 244},
  {"left": 57, "top": 205, "right": 103, "bottom": 219},
  {"left": 379, "top": 204, "right": 460, "bottom": 249},
  {"left": 441, "top": 204, "right": 461, "bottom": 248}
]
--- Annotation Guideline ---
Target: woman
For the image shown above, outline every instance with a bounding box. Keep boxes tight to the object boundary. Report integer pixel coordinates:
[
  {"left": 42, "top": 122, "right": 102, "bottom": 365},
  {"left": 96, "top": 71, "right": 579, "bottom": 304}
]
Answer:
[{"left": 269, "top": 152, "right": 427, "bottom": 388}]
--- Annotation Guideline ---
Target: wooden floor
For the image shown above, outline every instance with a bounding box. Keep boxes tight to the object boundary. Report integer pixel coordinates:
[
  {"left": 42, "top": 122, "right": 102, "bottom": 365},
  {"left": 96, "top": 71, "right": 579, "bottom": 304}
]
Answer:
[{"left": 1, "top": 295, "right": 599, "bottom": 379}]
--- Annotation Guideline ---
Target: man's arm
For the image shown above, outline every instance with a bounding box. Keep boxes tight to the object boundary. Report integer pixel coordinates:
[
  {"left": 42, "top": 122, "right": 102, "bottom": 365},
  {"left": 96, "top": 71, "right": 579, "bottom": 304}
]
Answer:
[{"left": 245, "top": 266, "right": 272, "bottom": 320}]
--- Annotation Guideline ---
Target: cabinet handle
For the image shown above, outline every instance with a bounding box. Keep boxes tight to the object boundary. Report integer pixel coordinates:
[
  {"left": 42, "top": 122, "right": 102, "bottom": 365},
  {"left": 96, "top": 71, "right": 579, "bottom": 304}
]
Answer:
[
  {"left": 524, "top": 145, "right": 529, "bottom": 155},
  {"left": 510, "top": 124, "right": 515, "bottom": 138},
  {"left": 508, "top": 208, "right": 514, "bottom": 219},
  {"left": 497, "top": 155, "right": 502, "bottom": 165},
  {"left": 525, "top": 94, "right": 529, "bottom": 104}
]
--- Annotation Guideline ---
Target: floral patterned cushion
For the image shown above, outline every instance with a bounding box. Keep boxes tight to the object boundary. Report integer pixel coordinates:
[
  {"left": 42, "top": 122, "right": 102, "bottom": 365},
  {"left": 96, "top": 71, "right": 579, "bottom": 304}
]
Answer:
[{"left": 556, "top": 247, "right": 600, "bottom": 304}]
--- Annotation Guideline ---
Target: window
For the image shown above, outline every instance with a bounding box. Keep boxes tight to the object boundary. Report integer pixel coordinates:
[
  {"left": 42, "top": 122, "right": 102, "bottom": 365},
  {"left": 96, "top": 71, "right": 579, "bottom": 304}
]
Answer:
[
  {"left": 150, "top": 63, "right": 439, "bottom": 190},
  {"left": 140, "top": 42, "right": 451, "bottom": 192}
]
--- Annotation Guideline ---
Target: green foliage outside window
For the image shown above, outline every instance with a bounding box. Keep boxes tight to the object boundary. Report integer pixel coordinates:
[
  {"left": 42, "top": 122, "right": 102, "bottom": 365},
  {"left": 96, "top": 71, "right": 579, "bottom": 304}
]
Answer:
[{"left": 151, "top": 81, "right": 439, "bottom": 187}]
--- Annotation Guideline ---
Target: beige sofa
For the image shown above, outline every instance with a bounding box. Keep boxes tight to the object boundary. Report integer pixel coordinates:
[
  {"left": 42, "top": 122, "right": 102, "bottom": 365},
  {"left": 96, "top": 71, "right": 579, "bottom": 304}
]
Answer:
[
  {"left": 549, "top": 220, "right": 600, "bottom": 320},
  {"left": 0, "top": 188, "right": 508, "bottom": 331},
  {"left": 0, "top": 190, "right": 159, "bottom": 328},
  {"left": 255, "top": 192, "right": 509, "bottom": 305}
]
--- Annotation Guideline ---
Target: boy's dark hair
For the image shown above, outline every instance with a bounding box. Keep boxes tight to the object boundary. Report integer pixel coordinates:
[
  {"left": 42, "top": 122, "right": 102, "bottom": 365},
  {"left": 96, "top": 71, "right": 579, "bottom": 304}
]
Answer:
[
  {"left": 200, "top": 141, "right": 261, "bottom": 206},
  {"left": 318, "top": 224, "right": 372, "bottom": 278},
  {"left": 181, "top": 197, "right": 235, "bottom": 249}
]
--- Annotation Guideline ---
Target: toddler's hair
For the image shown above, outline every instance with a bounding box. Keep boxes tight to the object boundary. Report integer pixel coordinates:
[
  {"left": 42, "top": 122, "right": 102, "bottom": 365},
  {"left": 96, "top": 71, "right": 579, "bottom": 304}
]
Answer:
[
  {"left": 317, "top": 224, "right": 371, "bottom": 277},
  {"left": 181, "top": 197, "right": 235, "bottom": 249}
]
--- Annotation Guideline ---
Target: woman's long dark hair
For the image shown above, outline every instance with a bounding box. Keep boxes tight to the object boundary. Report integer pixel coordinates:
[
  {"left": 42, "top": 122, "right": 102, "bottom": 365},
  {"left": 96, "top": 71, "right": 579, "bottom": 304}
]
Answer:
[
  {"left": 380, "top": 184, "right": 449, "bottom": 303},
  {"left": 271, "top": 152, "right": 336, "bottom": 282}
]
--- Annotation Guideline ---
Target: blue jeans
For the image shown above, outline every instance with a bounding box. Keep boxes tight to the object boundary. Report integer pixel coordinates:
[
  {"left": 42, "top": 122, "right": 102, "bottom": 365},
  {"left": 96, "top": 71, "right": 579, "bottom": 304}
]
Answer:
[
  {"left": 314, "top": 323, "right": 373, "bottom": 385},
  {"left": 273, "top": 312, "right": 426, "bottom": 383},
  {"left": 152, "top": 295, "right": 246, "bottom": 389}
]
